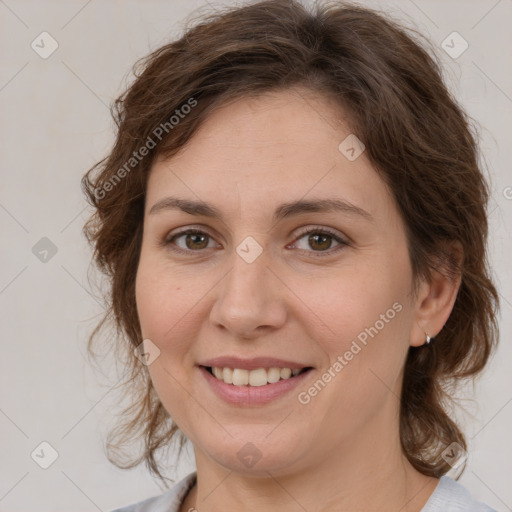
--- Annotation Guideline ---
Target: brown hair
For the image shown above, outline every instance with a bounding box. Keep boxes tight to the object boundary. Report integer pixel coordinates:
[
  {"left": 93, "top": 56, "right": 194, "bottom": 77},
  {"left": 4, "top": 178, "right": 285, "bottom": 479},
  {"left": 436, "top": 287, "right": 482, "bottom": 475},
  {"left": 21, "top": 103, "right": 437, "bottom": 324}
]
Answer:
[{"left": 82, "top": 0, "right": 499, "bottom": 486}]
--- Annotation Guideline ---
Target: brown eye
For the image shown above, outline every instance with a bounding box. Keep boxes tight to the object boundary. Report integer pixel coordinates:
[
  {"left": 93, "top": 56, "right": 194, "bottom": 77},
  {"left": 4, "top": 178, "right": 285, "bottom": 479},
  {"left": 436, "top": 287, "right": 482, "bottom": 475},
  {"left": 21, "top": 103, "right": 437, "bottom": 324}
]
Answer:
[
  {"left": 166, "top": 229, "right": 217, "bottom": 252},
  {"left": 292, "top": 227, "right": 349, "bottom": 256},
  {"left": 307, "top": 233, "right": 333, "bottom": 251},
  {"left": 183, "top": 232, "right": 209, "bottom": 250}
]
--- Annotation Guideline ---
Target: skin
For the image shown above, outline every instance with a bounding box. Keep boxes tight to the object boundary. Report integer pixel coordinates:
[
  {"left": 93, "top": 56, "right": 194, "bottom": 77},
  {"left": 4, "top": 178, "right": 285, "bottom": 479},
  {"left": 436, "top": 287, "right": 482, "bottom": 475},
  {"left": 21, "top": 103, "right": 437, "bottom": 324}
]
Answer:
[{"left": 135, "top": 87, "right": 461, "bottom": 512}]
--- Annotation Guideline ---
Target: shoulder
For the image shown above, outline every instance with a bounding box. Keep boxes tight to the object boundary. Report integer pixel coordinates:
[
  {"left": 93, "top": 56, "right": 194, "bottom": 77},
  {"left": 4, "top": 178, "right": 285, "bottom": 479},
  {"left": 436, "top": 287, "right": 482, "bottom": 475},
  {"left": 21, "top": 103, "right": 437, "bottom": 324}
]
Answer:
[
  {"left": 109, "top": 472, "right": 197, "bottom": 512},
  {"left": 421, "top": 475, "right": 497, "bottom": 512}
]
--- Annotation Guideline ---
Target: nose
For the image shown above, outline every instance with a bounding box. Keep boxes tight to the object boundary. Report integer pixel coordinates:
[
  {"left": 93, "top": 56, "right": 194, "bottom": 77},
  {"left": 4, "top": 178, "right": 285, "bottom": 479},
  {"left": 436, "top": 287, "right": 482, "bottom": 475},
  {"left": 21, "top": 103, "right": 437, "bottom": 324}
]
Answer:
[{"left": 209, "top": 248, "right": 287, "bottom": 340}]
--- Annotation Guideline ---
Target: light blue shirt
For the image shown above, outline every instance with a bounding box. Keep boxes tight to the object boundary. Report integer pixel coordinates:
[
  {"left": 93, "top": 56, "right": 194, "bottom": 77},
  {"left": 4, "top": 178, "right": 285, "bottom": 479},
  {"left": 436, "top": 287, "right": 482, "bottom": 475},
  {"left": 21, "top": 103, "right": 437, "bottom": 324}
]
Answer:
[{"left": 110, "top": 471, "right": 497, "bottom": 511}]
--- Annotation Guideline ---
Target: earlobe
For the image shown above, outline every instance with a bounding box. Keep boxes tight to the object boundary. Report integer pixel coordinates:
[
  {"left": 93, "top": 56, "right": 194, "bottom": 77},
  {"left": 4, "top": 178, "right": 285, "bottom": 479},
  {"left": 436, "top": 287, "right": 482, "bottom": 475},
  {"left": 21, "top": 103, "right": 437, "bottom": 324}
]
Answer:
[{"left": 412, "top": 328, "right": 432, "bottom": 348}]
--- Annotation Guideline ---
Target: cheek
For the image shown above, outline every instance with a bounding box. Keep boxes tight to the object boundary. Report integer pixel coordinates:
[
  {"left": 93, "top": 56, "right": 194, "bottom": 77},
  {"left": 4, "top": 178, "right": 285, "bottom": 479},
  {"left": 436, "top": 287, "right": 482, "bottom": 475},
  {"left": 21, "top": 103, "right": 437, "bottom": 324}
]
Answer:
[
  {"left": 301, "top": 259, "right": 413, "bottom": 404},
  {"left": 136, "top": 270, "right": 177, "bottom": 339},
  {"left": 310, "top": 260, "right": 411, "bottom": 353},
  {"left": 135, "top": 248, "right": 199, "bottom": 344},
  {"left": 135, "top": 257, "right": 203, "bottom": 436},
  {"left": 301, "top": 257, "right": 413, "bottom": 426}
]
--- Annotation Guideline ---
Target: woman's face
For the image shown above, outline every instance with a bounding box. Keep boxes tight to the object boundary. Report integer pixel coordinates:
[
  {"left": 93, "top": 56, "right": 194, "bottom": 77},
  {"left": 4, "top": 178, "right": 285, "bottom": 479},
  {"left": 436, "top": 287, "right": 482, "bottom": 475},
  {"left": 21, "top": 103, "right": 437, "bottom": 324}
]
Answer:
[{"left": 136, "top": 88, "right": 426, "bottom": 476}]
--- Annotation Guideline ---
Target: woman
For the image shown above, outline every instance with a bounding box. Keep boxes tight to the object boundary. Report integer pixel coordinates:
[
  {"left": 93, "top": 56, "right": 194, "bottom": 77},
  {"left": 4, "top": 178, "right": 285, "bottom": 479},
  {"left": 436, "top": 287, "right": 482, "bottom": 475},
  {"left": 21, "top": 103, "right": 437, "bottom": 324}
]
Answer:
[{"left": 82, "top": 1, "right": 499, "bottom": 510}]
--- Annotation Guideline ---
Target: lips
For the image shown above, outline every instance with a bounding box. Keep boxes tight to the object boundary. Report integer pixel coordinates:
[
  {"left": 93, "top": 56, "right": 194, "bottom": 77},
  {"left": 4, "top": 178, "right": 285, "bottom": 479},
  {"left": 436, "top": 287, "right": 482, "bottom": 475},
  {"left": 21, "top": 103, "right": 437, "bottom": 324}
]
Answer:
[
  {"left": 199, "top": 364, "right": 314, "bottom": 405},
  {"left": 196, "top": 356, "right": 315, "bottom": 404}
]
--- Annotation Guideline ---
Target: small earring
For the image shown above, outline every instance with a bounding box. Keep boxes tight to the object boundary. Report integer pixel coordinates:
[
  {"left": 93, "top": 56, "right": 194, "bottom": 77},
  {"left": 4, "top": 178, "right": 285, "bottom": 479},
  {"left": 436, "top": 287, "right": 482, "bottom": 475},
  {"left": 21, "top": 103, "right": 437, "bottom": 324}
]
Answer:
[{"left": 425, "top": 332, "right": 431, "bottom": 345}]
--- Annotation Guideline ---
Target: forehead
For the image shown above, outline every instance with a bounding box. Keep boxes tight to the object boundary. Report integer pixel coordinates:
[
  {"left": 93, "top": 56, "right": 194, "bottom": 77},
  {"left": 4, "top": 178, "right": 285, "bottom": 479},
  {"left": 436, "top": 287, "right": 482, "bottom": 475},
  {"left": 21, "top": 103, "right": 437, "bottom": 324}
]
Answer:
[{"left": 146, "top": 88, "right": 397, "bottom": 227}]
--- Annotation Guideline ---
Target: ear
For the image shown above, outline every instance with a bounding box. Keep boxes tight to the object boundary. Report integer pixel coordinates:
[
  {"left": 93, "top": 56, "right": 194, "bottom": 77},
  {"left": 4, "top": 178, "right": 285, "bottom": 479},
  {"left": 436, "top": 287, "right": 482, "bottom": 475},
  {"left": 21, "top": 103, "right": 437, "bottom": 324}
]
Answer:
[{"left": 409, "top": 241, "right": 463, "bottom": 347}]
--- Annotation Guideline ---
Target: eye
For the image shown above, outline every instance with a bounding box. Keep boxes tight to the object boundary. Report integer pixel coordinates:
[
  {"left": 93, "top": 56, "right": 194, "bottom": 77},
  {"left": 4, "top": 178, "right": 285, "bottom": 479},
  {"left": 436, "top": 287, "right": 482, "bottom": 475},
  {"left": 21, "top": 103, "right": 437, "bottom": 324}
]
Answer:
[
  {"left": 164, "top": 228, "right": 219, "bottom": 254},
  {"left": 290, "top": 226, "right": 349, "bottom": 256}
]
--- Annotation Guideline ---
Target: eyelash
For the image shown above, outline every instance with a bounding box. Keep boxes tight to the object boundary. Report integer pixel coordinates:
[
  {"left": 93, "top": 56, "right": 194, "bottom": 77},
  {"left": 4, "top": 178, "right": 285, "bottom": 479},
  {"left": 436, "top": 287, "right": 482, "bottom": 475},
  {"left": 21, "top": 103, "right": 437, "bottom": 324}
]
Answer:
[{"left": 162, "top": 226, "right": 350, "bottom": 258}]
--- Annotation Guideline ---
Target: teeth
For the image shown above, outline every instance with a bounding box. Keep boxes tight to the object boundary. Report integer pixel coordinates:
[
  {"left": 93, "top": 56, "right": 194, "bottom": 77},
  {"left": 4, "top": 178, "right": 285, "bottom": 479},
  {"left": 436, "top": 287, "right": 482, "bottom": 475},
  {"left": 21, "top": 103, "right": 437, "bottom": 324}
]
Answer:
[
  {"left": 281, "top": 368, "right": 292, "bottom": 379},
  {"left": 223, "top": 367, "right": 233, "bottom": 384},
  {"left": 249, "top": 368, "right": 267, "bottom": 387},
  {"left": 267, "top": 367, "right": 281, "bottom": 383},
  {"left": 209, "top": 366, "right": 306, "bottom": 386},
  {"left": 232, "top": 368, "right": 249, "bottom": 386}
]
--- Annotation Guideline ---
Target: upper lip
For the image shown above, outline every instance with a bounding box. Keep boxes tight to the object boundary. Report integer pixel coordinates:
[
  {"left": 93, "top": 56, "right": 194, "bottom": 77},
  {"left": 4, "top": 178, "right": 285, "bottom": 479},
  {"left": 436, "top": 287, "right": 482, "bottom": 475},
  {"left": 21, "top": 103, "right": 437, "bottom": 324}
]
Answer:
[{"left": 199, "top": 356, "right": 313, "bottom": 371}]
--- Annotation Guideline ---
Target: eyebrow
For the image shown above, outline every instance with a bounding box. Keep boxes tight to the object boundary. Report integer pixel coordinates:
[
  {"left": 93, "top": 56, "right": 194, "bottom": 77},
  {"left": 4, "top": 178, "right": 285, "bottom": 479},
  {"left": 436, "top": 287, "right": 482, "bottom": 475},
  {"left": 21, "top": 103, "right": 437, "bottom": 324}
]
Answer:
[{"left": 148, "top": 196, "right": 373, "bottom": 223}]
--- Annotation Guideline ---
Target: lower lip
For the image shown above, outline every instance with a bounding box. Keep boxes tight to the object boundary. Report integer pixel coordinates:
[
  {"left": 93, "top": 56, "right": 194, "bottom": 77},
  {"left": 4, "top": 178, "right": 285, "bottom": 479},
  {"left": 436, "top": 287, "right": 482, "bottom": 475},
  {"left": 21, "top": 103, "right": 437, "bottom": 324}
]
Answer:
[{"left": 199, "top": 366, "right": 313, "bottom": 406}]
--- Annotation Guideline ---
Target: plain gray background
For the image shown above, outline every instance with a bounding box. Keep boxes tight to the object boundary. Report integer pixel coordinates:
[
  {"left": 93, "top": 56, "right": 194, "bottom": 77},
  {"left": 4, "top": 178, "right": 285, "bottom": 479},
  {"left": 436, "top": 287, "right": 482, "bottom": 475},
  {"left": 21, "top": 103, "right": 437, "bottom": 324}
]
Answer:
[{"left": 0, "top": 0, "right": 511, "bottom": 511}]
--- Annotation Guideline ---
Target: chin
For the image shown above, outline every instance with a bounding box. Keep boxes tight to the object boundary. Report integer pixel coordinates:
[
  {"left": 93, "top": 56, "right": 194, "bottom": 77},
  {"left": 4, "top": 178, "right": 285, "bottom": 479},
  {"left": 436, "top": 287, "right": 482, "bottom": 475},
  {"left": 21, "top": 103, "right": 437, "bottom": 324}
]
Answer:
[{"left": 197, "top": 429, "right": 309, "bottom": 476}]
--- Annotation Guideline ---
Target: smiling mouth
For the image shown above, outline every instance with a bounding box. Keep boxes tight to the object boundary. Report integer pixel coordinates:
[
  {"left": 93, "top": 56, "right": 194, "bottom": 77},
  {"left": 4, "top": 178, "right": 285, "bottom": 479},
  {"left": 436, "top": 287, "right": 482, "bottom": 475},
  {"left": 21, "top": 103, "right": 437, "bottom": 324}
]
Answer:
[{"left": 202, "top": 365, "right": 313, "bottom": 386}]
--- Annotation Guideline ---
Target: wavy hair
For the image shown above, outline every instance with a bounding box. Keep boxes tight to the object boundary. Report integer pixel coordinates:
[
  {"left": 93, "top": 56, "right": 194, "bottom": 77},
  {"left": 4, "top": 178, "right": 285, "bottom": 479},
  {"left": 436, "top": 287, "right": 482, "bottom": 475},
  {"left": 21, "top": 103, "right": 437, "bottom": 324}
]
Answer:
[{"left": 82, "top": 0, "right": 499, "bottom": 486}]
